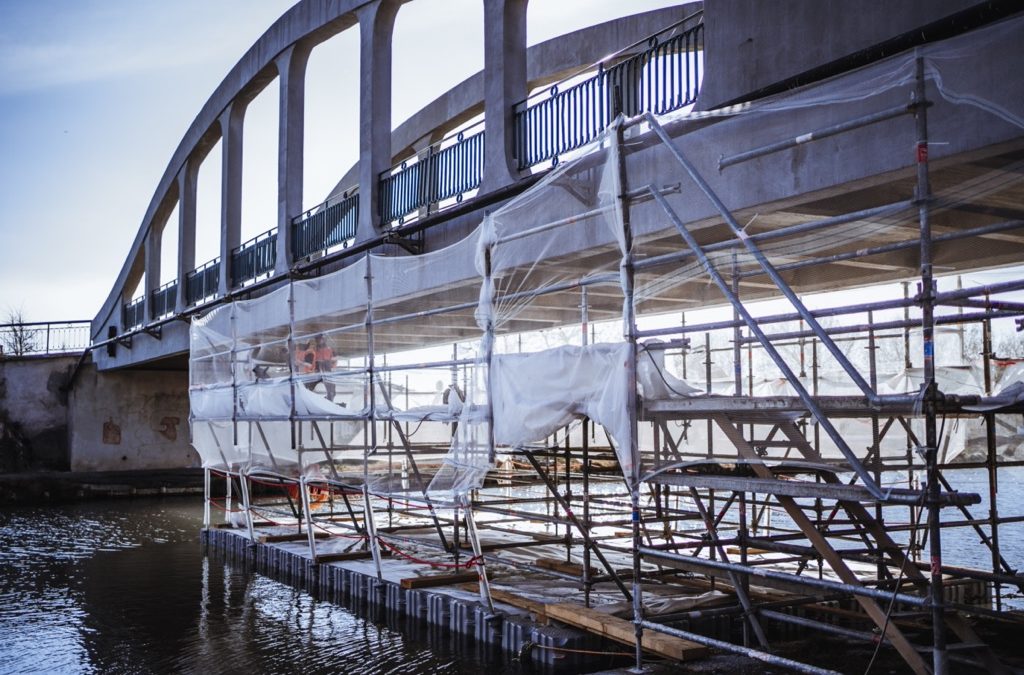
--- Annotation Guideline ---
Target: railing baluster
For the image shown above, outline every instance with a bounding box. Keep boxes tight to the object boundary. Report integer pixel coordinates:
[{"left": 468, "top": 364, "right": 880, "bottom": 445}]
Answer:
[{"left": 513, "top": 19, "right": 702, "bottom": 171}]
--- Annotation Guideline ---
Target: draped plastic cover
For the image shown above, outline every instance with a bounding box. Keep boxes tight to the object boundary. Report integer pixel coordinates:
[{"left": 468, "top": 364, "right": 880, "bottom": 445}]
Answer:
[{"left": 191, "top": 15, "right": 1024, "bottom": 494}]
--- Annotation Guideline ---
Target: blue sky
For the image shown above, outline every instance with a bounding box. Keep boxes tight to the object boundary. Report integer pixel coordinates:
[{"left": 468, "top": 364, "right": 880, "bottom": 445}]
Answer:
[{"left": 0, "top": 0, "right": 682, "bottom": 322}]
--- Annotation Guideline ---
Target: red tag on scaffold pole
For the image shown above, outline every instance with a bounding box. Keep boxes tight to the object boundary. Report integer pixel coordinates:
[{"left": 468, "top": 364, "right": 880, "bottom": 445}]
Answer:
[{"left": 916, "top": 142, "right": 928, "bottom": 163}]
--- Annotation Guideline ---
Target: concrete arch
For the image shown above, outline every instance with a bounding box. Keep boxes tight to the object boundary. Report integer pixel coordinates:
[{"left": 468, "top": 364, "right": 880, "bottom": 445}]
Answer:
[
  {"left": 92, "top": 0, "right": 701, "bottom": 358},
  {"left": 94, "top": 0, "right": 368, "bottom": 339}
]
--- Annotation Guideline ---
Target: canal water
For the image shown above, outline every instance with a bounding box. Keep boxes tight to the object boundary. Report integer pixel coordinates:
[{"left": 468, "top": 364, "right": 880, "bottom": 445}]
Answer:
[
  {"left": 0, "top": 498, "right": 532, "bottom": 675},
  {"left": 0, "top": 467, "right": 1021, "bottom": 674}
]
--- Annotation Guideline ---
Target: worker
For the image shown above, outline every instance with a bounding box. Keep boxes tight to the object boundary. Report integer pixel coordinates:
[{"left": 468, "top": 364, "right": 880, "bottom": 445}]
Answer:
[
  {"left": 294, "top": 340, "right": 316, "bottom": 379},
  {"left": 314, "top": 334, "right": 337, "bottom": 401}
]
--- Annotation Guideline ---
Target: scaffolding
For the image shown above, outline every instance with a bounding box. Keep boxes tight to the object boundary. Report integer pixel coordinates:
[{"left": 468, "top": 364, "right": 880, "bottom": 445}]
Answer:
[{"left": 191, "top": 18, "right": 1024, "bottom": 675}]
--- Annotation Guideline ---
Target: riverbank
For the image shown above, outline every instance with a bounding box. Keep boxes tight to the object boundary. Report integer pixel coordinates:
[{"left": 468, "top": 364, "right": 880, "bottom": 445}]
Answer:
[{"left": 0, "top": 468, "right": 205, "bottom": 504}]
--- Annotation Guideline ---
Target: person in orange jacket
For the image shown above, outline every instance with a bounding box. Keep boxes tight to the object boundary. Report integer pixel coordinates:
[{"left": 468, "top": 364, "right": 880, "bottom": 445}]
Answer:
[{"left": 314, "top": 335, "right": 336, "bottom": 401}]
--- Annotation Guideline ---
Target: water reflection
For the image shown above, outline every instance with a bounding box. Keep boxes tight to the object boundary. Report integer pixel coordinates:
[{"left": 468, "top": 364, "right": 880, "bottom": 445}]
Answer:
[{"left": 0, "top": 499, "right": 522, "bottom": 675}]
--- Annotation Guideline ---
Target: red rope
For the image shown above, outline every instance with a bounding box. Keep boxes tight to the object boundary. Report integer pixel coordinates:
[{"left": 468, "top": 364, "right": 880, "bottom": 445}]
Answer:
[
  {"left": 385, "top": 498, "right": 431, "bottom": 510},
  {"left": 248, "top": 505, "right": 288, "bottom": 527},
  {"left": 375, "top": 537, "right": 482, "bottom": 570},
  {"left": 208, "top": 497, "right": 245, "bottom": 513},
  {"left": 247, "top": 475, "right": 297, "bottom": 489}
]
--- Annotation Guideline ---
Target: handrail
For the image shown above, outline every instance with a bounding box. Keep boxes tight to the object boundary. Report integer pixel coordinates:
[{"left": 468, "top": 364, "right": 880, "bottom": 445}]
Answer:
[
  {"left": 186, "top": 256, "right": 221, "bottom": 306},
  {"left": 0, "top": 320, "right": 92, "bottom": 357},
  {"left": 231, "top": 228, "right": 277, "bottom": 288},
  {"left": 122, "top": 295, "right": 145, "bottom": 331},
  {"left": 292, "top": 188, "right": 359, "bottom": 260},
  {"left": 151, "top": 279, "right": 179, "bottom": 319},
  {"left": 513, "top": 8, "right": 704, "bottom": 114},
  {"left": 514, "top": 15, "right": 704, "bottom": 170},
  {"left": 379, "top": 118, "right": 486, "bottom": 225}
]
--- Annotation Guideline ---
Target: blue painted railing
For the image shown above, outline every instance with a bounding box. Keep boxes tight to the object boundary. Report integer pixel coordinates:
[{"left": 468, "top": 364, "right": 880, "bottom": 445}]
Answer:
[
  {"left": 151, "top": 280, "right": 178, "bottom": 319},
  {"left": 231, "top": 229, "right": 277, "bottom": 288},
  {"left": 293, "top": 190, "right": 359, "bottom": 260},
  {"left": 186, "top": 257, "right": 220, "bottom": 305},
  {"left": 122, "top": 296, "right": 145, "bottom": 331},
  {"left": 514, "top": 17, "right": 703, "bottom": 170},
  {"left": 379, "top": 126, "right": 485, "bottom": 225}
]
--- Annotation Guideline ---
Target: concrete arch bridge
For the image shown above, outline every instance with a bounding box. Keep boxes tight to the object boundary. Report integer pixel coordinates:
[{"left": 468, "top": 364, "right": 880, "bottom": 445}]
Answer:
[{"left": 75, "top": 2, "right": 1024, "bottom": 673}]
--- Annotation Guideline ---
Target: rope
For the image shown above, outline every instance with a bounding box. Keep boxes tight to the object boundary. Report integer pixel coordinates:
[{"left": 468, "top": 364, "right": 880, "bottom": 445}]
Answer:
[
  {"left": 247, "top": 505, "right": 289, "bottom": 527},
  {"left": 520, "top": 641, "right": 634, "bottom": 658},
  {"left": 385, "top": 498, "right": 431, "bottom": 510},
  {"left": 375, "top": 536, "right": 481, "bottom": 570},
  {"left": 208, "top": 497, "right": 245, "bottom": 513}
]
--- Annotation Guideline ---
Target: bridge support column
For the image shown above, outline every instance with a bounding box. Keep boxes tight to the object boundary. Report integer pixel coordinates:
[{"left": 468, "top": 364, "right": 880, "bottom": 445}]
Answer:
[
  {"left": 175, "top": 158, "right": 198, "bottom": 313},
  {"left": 275, "top": 43, "right": 311, "bottom": 276},
  {"left": 143, "top": 227, "right": 161, "bottom": 323},
  {"left": 355, "top": 0, "right": 401, "bottom": 244},
  {"left": 481, "top": 0, "right": 528, "bottom": 193},
  {"left": 219, "top": 102, "right": 244, "bottom": 295}
]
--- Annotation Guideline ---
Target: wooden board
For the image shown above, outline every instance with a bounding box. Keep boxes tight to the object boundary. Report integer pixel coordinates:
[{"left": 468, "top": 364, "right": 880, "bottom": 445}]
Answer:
[
  {"left": 535, "top": 557, "right": 585, "bottom": 576},
  {"left": 258, "top": 531, "right": 330, "bottom": 544},
  {"left": 545, "top": 603, "right": 708, "bottom": 662},
  {"left": 458, "top": 584, "right": 549, "bottom": 622},
  {"left": 400, "top": 571, "right": 480, "bottom": 589}
]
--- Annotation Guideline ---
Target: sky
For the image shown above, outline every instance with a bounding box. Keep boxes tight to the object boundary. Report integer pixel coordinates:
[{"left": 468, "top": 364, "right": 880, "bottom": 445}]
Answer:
[{"left": 0, "top": 0, "right": 682, "bottom": 323}]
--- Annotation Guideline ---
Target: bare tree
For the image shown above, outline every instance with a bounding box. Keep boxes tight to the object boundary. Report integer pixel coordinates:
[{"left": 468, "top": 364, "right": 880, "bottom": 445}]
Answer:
[{"left": 1, "top": 307, "right": 37, "bottom": 356}]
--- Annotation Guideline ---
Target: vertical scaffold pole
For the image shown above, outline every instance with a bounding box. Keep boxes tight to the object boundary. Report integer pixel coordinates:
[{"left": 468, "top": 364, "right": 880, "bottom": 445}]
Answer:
[
  {"left": 203, "top": 467, "right": 211, "bottom": 529},
  {"left": 581, "top": 286, "right": 593, "bottom": 608},
  {"left": 611, "top": 118, "right": 643, "bottom": 672},
  {"left": 982, "top": 313, "right": 1003, "bottom": 611},
  {"left": 914, "top": 56, "right": 947, "bottom": 675},
  {"left": 365, "top": 256, "right": 384, "bottom": 580}
]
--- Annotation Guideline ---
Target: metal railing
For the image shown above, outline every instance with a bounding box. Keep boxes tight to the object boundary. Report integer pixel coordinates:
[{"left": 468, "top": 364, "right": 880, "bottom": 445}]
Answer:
[
  {"left": 514, "top": 15, "right": 703, "bottom": 170},
  {"left": 122, "top": 296, "right": 145, "bottom": 331},
  {"left": 186, "top": 257, "right": 221, "bottom": 306},
  {"left": 0, "top": 320, "right": 92, "bottom": 356},
  {"left": 293, "top": 190, "right": 359, "bottom": 260},
  {"left": 379, "top": 125, "right": 485, "bottom": 225},
  {"left": 151, "top": 280, "right": 178, "bottom": 319},
  {"left": 231, "top": 228, "right": 277, "bottom": 288}
]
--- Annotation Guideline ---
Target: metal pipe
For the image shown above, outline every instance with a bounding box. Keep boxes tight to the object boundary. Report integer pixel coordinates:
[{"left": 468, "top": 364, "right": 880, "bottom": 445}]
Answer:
[
  {"left": 639, "top": 620, "right": 841, "bottom": 675},
  {"left": 650, "top": 187, "right": 888, "bottom": 500},
  {"left": 632, "top": 200, "right": 915, "bottom": 273},
  {"left": 639, "top": 546, "right": 929, "bottom": 606},
  {"left": 718, "top": 104, "right": 911, "bottom": 169},
  {"left": 742, "top": 218, "right": 1024, "bottom": 279},
  {"left": 738, "top": 309, "right": 1024, "bottom": 343},
  {"left": 912, "top": 58, "right": 947, "bottom": 675},
  {"left": 648, "top": 112, "right": 880, "bottom": 404}
]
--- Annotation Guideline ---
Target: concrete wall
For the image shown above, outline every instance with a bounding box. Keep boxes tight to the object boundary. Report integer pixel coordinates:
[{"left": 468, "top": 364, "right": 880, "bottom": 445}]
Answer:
[
  {"left": 0, "top": 355, "right": 75, "bottom": 471},
  {"left": 1, "top": 355, "right": 195, "bottom": 473},
  {"left": 698, "top": 0, "right": 980, "bottom": 109},
  {"left": 69, "top": 363, "right": 195, "bottom": 471}
]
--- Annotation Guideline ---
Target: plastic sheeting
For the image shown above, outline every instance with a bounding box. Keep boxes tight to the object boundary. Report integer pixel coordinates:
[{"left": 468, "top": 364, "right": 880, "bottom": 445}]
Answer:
[{"left": 190, "top": 16, "right": 1024, "bottom": 493}]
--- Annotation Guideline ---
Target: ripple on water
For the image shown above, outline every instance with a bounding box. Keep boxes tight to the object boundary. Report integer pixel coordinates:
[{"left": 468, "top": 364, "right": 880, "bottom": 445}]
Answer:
[{"left": 0, "top": 499, "right": 525, "bottom": 675}]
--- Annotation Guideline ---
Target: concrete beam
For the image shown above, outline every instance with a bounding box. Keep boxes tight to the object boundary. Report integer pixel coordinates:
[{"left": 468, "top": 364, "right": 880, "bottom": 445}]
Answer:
[
  {"left": 219, "top": 101, "right": 245, "bottom": 295},
  {"left": 697, "top": 0, "right": 979, "bottom": 110},
  {"left": 480, "top": 0, "right": 528, "bottom": 192},
  {"left": 355, "top": 0, "right": 401, "bottom": 242},
  {"left": 175, "top": 158, "right": 199, "bottom": 313},
  {"left": 275, "top": 43, "right": 312, "bottom": 275}
]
